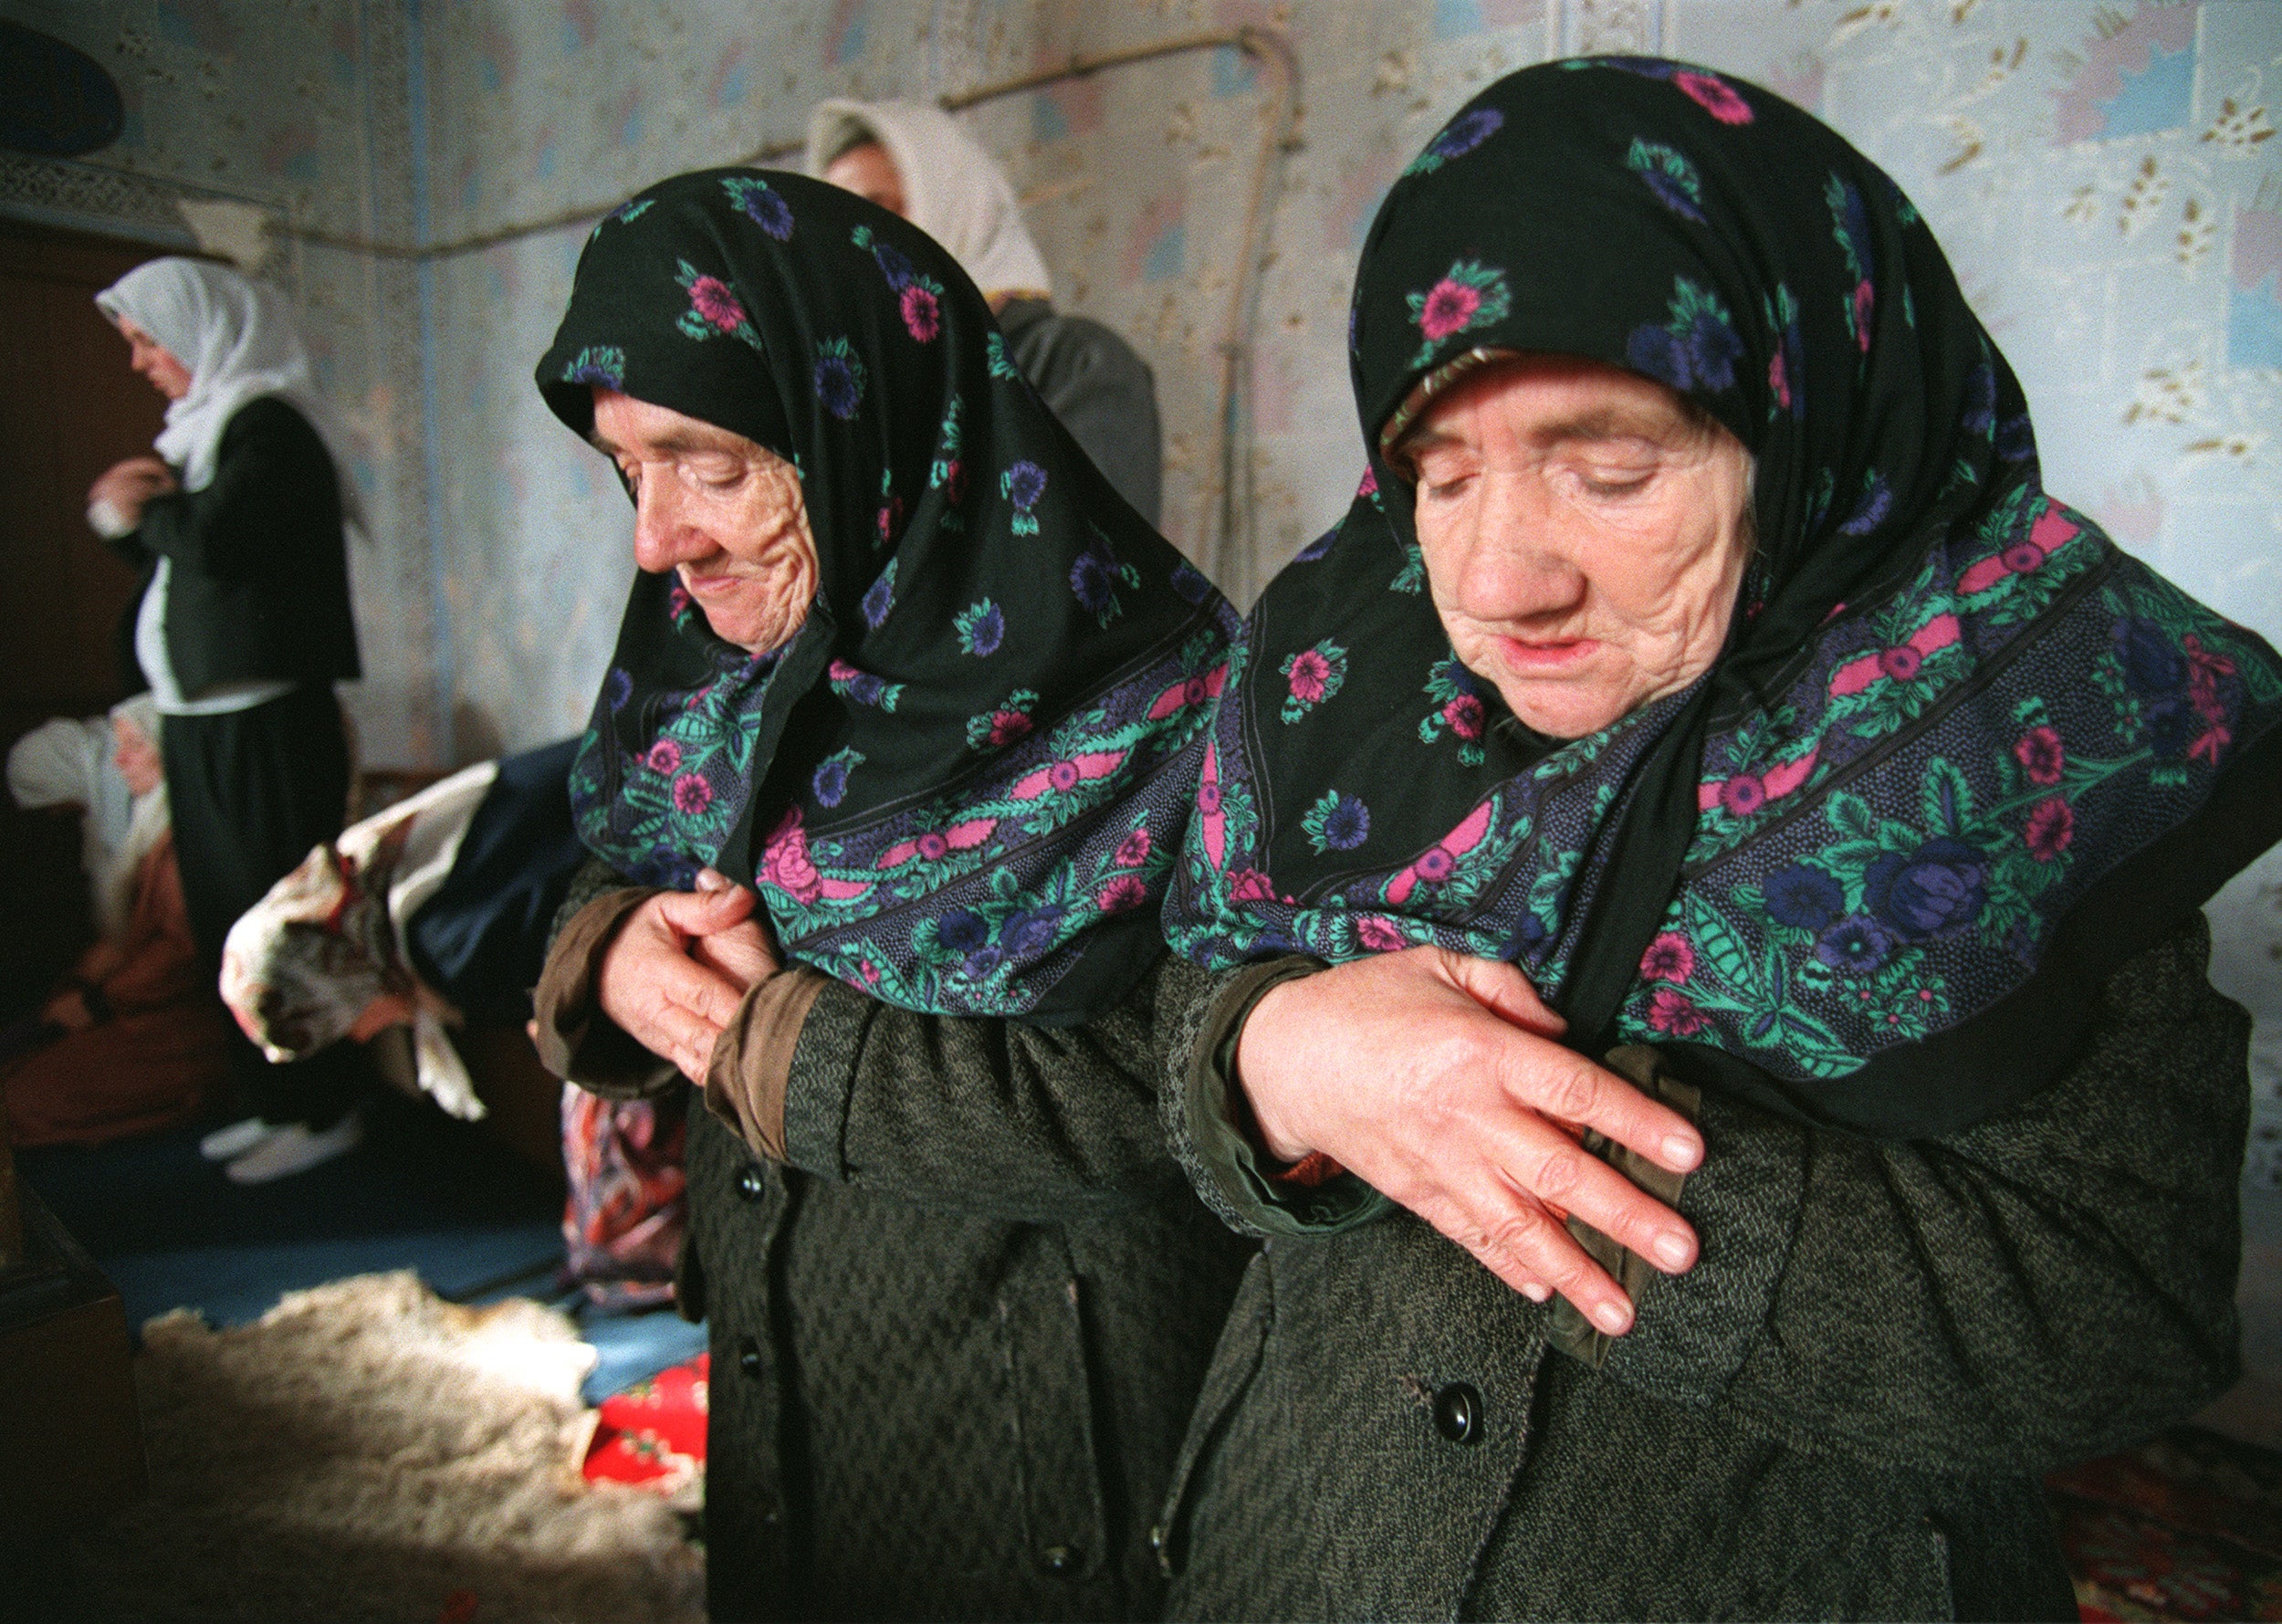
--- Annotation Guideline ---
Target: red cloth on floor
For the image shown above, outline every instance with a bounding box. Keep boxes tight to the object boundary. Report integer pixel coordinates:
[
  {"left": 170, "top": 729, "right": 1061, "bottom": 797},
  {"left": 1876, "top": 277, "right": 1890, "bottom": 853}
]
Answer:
[{"left": 582, "top": 1353, "right": 707, "bottom": 1495}]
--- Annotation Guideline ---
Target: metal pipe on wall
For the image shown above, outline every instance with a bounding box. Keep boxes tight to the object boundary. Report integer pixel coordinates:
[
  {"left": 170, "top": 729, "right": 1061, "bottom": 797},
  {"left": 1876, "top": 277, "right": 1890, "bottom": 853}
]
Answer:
[{"left": 16, "top": 26, "right": 1302, "bottom": 581}]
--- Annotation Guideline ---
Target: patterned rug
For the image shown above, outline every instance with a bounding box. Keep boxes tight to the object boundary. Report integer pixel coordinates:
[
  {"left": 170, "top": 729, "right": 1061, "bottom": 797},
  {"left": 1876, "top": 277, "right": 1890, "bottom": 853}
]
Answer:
[{"left": 2049, "top": 1427, "right": 2282, "bottom": 1621}]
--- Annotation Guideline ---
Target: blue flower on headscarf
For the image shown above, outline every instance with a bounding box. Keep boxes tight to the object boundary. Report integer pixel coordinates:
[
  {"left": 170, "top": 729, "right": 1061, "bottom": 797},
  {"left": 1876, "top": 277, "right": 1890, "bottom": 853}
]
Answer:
[
  {"left": 1431, "top": 108, "right": 1502, "bottom": 159},
  {"left": 1837, "top": 473, "right": 1893, "bottom": 537},
  {"left": 1171, "top": 562, "right": 1213, "bottom": 604},
  {"left": 1405, "top": 108, "right": 1504, "bottom": 176},
  {"left": 862, "top": 560, "right": 897, "bottom": 630},
  {"left": 811, "top": 749, "right": 862, "bottom": 807},
  {"left": 604, "top": 666, "right": 634, "bottom": 710},
  {"left": 1625, "top": 277, "right": 1743, "bottom": 393},
  {"left": 1764, "top": 863, "right": 1844, "bottom": 930},
  {"left": 2115, "top": 619, "right": 2186, "bottom": 696},
  {"left": 1303, "top": 790, "right": 1370, "bottom": 854},
  {"left": 1005, "top": 460, "right": 1048, "bottom": 510},
  {"left": 720, "top": 176, "right": 793, "bottom": 241},
  {"left": 1001, "top": 906, "right": 1063, "bottom": 958},
  {"left": 873, "top": 240, "right": 917, "bottom": 288},
  {"left": 813, "top": 337, "right": 865, "bottom": 420},
  {"left": 1863, "top": 837, "right": 1986, "bottom": 939},
  {"left": 1814, "top": 915, "right": 1893, "bottom": 975},
  {"left": 937, "top": 908, "right": 989, "bottom": 954},
  {"left": 2141, "top": 697, "right": 2196, "bottom": 761},
  {"left": 955, "top": 599, "right": 1004, "bottom": 656},
  {"left": 563, "top": 345, "right": 626, "bottom": 390}
]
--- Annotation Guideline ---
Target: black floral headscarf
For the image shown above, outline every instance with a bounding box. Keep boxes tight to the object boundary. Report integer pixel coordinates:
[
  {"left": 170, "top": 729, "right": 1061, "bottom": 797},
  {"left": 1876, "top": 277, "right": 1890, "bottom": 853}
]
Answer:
[
  {"left": 539, "top": 170, "right": 1233, "bottom": 1022},
  {"left": 1165, "top": 60, "right": 2282, "bottom": 1135}
]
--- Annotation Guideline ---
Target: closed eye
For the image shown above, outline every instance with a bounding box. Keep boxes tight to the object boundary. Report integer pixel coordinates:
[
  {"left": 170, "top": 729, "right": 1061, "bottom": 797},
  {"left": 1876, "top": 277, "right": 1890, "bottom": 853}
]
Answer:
[{"left": 687, "top": 456, "right": 747, "bottom": 488}]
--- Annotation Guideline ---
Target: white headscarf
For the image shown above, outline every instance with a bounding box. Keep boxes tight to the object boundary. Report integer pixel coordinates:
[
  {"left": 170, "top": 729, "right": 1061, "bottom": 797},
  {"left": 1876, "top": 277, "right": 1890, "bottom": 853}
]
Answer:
[
  {"left": 94, "top": 257, "right": 364, "bottom": 524},
  {"left": 6, "top": 695, "right": 169, "bottom": 938},
  {"left": 806, "top": 99, "right": 1054, "bottom": 301}
]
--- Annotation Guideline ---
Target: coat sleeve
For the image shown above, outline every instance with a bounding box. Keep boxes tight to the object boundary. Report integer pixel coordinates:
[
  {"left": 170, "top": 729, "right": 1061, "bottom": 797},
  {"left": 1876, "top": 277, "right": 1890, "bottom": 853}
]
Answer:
[
  {"left": 529, "top": 853, "right": 679, "bottom": 1099},
  {"left": 1597, "top": 911, "right": 2248, "bottom": 1474},
  {"left": 745, "top": 952, "right": 1207, "bottom": 1224},
  {"left": 132, "top": 398, "right": 340, "bottom": 585}
]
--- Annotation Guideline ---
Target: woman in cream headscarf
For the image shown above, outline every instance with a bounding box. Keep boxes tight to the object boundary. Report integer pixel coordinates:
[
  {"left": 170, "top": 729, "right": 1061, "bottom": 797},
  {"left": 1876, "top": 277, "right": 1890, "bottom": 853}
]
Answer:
[
  {"left": 808, "top": 98, "right": 1165, "bottom": 524},
  {"left": 88, "top": 257, "right": 365, "bottom": 1183},
  {"left": 3, "top": 697, "right": 235, "bottom": 1145}
]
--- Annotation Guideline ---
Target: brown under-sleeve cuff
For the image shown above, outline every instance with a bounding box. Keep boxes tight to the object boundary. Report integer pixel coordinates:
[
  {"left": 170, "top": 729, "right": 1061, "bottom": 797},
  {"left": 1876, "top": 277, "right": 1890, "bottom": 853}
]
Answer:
[
  {"left": 703, "top": 963, "right": 832, "bottom": 1164},
  {"left": 531, "top": 885, "right": 681, "bottom": 1098},
  {"left": 1547, "top": 1043, "right": 1702, "bottom": 1371}
]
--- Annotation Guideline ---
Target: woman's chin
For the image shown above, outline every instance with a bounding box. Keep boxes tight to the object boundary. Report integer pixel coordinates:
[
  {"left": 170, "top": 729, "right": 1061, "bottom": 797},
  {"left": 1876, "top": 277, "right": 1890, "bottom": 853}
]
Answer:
[{"left": 1499, "top": 683, "right": 1631, "bottom": 741}]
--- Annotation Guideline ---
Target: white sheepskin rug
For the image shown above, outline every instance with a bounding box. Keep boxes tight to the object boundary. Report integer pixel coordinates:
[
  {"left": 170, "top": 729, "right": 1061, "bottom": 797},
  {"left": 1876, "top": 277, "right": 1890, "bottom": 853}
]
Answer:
[{"left": 51, "top": 1271, "right": 705, "bottom": 1622}]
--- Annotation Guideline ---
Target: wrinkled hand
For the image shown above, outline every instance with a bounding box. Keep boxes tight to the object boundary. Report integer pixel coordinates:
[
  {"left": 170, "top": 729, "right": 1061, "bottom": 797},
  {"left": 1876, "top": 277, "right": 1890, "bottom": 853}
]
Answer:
[
  {"left": 596, "top": 870, "right": 780, "bottom": 1084},
  {"left": 88, "top": 456, "right": 177, "bottom": 529},
  {"left": 1236, "top": 946, "right": 1703, "bottom": 1334},
  {"left": 686, "top": 869, "right": 780, "bottom": 991}
]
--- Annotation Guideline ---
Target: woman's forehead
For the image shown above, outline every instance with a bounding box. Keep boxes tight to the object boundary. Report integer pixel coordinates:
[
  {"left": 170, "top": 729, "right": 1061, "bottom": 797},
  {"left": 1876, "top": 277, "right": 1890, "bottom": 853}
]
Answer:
[
  {"left": 588, "top": 387, "right": 769, "bottom": 457},
  {"left": 1405, "top": 353, "right": 1705, "bottom": 453}
]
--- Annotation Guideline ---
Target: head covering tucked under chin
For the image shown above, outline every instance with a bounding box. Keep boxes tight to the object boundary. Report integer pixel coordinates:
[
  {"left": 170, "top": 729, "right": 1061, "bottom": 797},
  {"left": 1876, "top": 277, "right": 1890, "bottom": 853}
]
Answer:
[
  {"left": 804, "top": 100, "right": 1053, "bottom": 301},
  {"left": 537, "top": 169, "right": 1233, "bottom": 1023},
  {"left": 1164, "top": 58, "right": 2282, "bottom": 1137},
  {"left": 94, "top": 257, "right": 363, "bottom": 525}
]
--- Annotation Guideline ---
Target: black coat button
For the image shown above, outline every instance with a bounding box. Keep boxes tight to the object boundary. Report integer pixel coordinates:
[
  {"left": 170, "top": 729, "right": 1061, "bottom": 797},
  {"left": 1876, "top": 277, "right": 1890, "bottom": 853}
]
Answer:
[
  {"left": 1039, "top": 1544, "right": 1081, "bottom": 1577},
  {"left": 737, "top": 1165, "right": 767, "bottom": 1201},
  {"left": 738, "top": 1335, "right": 763, "bottom": 1378},
  {"left": 1432, "top": 1381, "right": 1483, "bottom": 1444}
]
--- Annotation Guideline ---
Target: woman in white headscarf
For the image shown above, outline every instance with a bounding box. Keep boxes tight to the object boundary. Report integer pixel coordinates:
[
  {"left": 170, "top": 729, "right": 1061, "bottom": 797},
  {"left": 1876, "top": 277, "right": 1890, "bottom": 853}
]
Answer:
[
  {"left": 87, "top": 257, "right": 366, "bottom": 1184},
  {"left": 2, "top": 697, "right": 234, "bottom": 1146},
  {"left": 808, "top": 98, "right": 1166, "bottom": 524},
  {"left": 6, "top": 693, "right": 168, "bottom": 941}
]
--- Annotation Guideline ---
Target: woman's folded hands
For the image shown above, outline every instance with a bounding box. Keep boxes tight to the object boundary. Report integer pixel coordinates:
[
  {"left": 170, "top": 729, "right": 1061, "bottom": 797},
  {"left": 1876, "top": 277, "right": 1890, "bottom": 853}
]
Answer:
[
  {"left": 597, "top": 870, "right": 779, "bottom": 1084},
  {"left": 1236, "top": 945, "right": 1704, "bottom": 1335}
]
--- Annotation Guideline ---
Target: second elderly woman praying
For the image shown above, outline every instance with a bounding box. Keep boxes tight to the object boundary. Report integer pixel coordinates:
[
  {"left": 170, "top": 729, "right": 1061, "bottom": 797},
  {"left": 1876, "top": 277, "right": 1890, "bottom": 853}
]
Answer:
[{"left": 1146, "top": 58, "right": 2282, "bottom": 1619}]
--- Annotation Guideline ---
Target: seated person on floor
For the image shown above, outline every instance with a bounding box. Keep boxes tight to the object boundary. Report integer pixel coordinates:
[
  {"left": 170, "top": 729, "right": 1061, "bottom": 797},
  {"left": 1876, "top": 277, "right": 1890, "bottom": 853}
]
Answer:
[{"left": 3, "top": 697, "right": 234, "bottom": 1146}]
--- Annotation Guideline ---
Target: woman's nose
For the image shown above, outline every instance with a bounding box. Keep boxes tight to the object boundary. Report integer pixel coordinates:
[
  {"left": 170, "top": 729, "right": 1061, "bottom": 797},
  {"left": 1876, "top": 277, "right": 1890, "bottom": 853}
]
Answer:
[
  {"left": 1449, "top": 476, "right": 1586, "bottom": 622},
  {"left": 632, "top": 484, "right": 705, "bottom": 573}
]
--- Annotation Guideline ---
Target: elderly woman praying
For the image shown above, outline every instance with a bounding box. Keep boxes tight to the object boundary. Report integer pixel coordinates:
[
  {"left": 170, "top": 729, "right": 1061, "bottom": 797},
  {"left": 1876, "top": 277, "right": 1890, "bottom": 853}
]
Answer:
[
  {"left": 1147, "top": 59, "right": 2282, "bottom": 1619},
  {"left": 526, "top": 169, "right": 1250, "bottom": 1620}
]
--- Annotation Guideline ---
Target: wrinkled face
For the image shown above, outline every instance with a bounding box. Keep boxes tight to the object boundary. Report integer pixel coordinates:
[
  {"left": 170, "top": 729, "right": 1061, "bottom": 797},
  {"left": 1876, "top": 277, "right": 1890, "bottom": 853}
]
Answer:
[
  {"left": 114, "top": 316, "right": 192, "bottom": 400},
  {"left": 822, "top": 139, "right": 907, "bottom": 218},
  {"left": 1396, "top": 353, "right": 1754, "bottom": 739},
  {"left": 590, "top": 388, "right": 819, "bottom": 656}
]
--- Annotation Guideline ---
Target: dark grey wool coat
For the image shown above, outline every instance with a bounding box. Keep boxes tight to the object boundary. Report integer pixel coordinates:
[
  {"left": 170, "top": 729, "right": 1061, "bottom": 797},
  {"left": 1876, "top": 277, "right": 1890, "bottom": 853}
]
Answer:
[
  {"left": 542, "top": 863, "right": 1251, "bottom": 1623},
  {"left": 1152, "top": 917, "right": 2250, "bottom": 1622}
]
